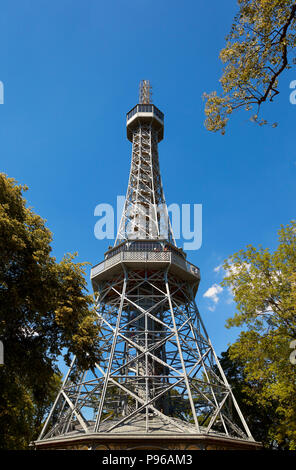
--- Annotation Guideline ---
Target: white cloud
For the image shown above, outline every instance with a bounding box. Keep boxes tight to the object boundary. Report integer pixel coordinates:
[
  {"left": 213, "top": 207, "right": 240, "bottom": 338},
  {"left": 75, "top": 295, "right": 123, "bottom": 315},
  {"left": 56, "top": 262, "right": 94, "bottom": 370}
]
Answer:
[
  {"left": 203, "top": 283, "right": 223, "bottom": 304},
  {"left": 208, "top": 305, "right": 216, "bottom": 312},
  {"left": 225, "top": 262, "right": 251, "bottom": 277},
  {"left": 213, "top": 264, "right": 223, "bottom": 273},
  {"left": 214, "top": 262, "right": 251, "bottom": 278}
]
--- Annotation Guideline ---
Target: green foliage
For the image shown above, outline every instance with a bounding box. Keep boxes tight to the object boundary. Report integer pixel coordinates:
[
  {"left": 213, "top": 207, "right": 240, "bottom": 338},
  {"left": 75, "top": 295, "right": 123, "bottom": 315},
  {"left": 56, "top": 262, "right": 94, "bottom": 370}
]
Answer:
[
  {"left": 0, "top": 370, "right": 62, "bottom": 450},
  {"left": 0, "top": 173, "right": 100, "bottom": 448},
  {"left": 222, "top": 221, "right": 296, "bottom": 449},
  {"left": 217, "top": 349, "right": 282, "bottom": 448},
  {"left": 204, "top": 0, "right": 296, "bottom": 133}
]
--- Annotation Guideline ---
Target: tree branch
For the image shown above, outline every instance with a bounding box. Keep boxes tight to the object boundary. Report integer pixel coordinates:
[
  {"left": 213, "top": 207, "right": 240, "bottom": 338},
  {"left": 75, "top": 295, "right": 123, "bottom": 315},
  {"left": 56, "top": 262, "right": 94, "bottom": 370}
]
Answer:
[{"left": 258, "top": 4, "right": 296, "bottom": 105}]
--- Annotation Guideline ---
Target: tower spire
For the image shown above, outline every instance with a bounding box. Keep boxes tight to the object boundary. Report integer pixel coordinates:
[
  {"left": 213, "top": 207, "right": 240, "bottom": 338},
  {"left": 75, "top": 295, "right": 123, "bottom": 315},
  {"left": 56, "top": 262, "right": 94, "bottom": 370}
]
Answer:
[
  {"left": 139, "top": 79, "right": 152, "bottom": 104},
  {"left": 34, "top": 83, "right": 259, "bottom": 451},
  {"left": 115, "top": 80, "right": 175, "bottom": 246}
]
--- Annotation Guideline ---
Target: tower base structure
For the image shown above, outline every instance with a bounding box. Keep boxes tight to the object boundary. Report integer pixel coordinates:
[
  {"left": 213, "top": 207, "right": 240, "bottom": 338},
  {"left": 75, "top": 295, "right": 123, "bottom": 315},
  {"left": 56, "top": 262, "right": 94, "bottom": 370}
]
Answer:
[
  {"left": 34, "top": 253, "right": 262, "bottom": 451},
  {"left": 33, "top": 416, "right": 261, "bottom": 450}
]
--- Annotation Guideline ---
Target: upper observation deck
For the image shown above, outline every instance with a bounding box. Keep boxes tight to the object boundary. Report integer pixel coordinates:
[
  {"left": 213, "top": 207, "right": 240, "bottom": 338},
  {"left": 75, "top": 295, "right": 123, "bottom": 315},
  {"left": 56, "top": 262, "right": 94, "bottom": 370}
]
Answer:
[{"left": 126, "top": 104, "right": 164, "bottom": 142}]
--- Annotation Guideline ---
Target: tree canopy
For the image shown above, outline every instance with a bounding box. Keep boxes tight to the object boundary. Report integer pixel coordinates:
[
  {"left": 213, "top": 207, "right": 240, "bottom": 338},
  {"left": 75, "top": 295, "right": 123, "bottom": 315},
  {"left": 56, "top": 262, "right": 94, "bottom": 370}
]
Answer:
[
  {"left": 204, "top": 0, "right": 296, "bottom": 133},
  {"left": 0, "top": 173, "right": 100, "bottom": 449},
  {"left": 221, "top": 220, "right": 296, "bottom": 449},
  {"left": 217, "top": 349, "right": 280, "bottom": 448}
]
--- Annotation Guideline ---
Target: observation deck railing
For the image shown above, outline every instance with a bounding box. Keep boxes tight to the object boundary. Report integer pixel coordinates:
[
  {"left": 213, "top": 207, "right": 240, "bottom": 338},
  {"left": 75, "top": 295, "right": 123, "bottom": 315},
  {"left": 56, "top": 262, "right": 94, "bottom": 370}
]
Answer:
[
  {"left": 91, "top": 249, "right": 200, "bottom": 280},
  {"left": 126, "top": 104, "right": 164, "bottom": 123}
]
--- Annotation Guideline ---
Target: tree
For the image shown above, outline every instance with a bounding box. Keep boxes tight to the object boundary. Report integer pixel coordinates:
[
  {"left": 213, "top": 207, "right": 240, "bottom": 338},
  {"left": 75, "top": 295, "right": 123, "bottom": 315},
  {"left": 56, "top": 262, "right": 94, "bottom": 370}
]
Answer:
[
  {"left": 0, "top": 369, "right": 62, "bottom": 450},
  {"left": 0, "top": 173, "right": 100, "bottom": 449},
  {"left": 204, "top": 1, "right": 296, "bottom": 133},
  {"left": 221, "top": 220, "right": 296, "bottom": 449},
  {"left": 217, "top": 349, "right": 283, "bottom": 448}
]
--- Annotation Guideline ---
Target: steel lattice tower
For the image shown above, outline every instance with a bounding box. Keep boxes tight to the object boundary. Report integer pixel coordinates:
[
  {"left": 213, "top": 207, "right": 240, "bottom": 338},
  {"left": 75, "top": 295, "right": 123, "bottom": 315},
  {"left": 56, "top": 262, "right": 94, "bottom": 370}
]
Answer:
[{"left": 35, "top": 82, "right": 259, "bottom": 450}]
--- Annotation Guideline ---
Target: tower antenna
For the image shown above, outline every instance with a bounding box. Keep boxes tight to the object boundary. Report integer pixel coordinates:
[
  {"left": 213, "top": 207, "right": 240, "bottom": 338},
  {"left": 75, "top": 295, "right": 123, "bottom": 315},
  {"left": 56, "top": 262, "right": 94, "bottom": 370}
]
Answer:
[{"left": 139, "top": 79, "right": 152, "bottom": 104}]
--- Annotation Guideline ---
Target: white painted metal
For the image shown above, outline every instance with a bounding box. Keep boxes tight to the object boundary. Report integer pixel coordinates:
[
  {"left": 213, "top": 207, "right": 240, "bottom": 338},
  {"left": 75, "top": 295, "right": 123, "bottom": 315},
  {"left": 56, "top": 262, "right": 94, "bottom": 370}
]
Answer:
[{"left": 37, "top": 83, "right": 254, "bottom": 444}]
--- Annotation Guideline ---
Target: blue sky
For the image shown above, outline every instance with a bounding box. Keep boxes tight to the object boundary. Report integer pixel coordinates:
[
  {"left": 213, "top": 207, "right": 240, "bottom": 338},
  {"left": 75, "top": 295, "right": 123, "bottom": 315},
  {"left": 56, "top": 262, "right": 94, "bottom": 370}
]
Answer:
[{"left": 1, "top": 0, "right": 296, "bottom": 368}]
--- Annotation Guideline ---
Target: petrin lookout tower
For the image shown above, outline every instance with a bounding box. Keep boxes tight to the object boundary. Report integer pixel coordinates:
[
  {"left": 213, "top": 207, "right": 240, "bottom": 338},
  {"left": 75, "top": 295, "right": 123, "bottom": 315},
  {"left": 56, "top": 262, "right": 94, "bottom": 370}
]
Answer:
[{"left": 35, "top": 81, "right": 260, "bottom": 450}]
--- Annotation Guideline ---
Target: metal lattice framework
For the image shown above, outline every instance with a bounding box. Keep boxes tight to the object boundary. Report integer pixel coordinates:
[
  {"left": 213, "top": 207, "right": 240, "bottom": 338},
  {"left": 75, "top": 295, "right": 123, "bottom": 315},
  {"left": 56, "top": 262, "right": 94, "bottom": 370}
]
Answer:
[
  {"left": 115, "top": 123, "right": 175, "bottom": 246},
  {"left": 139, "top": 79, "right": 152, "bottom": 104},
  {"left": 37, "top": 82, "right": 254, "bottom": 446}
]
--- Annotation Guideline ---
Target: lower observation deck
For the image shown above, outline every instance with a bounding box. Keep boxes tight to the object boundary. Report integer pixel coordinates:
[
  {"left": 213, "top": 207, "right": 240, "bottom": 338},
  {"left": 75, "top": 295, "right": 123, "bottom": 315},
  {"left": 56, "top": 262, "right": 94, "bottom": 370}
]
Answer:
[{"left": 91, "top": 241, "right": 200, "bottom": 292}]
